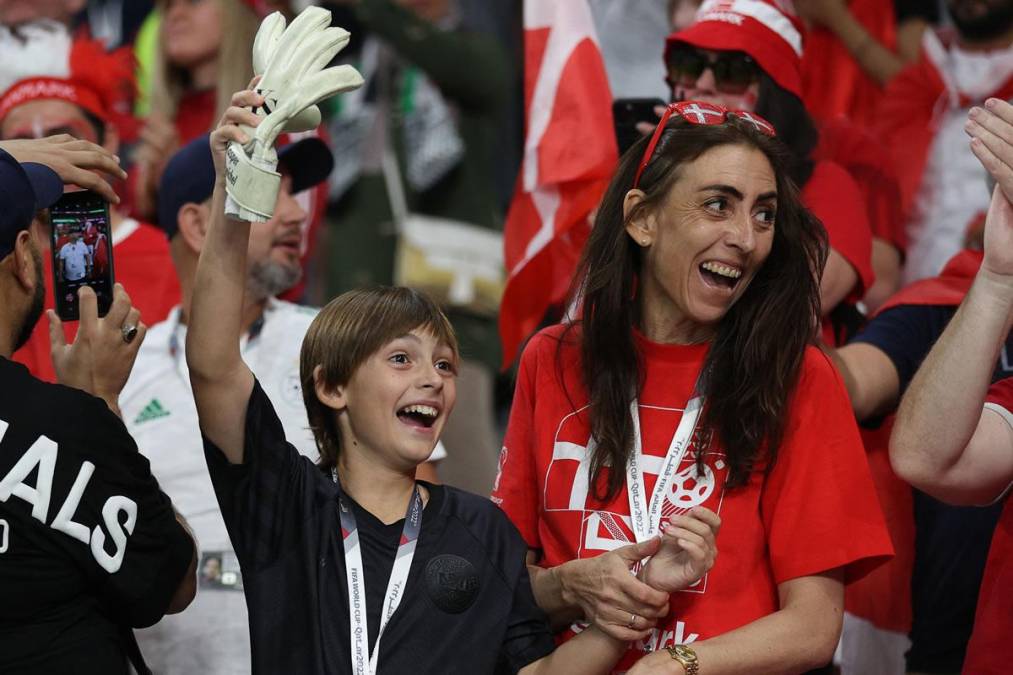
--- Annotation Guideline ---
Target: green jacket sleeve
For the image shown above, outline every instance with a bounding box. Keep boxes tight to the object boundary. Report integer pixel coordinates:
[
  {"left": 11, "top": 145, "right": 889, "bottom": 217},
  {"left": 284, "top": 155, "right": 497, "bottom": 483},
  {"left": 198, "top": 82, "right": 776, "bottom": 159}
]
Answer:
[{"left": 356, "top": 0, "right": 511, "bottom": 112}]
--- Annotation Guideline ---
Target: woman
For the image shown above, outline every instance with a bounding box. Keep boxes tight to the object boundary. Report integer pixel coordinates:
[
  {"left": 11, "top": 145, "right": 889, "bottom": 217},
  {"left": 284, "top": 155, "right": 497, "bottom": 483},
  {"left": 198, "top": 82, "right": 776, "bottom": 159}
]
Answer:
[
  {"left": 663, "top": 0, "right": 889, "bottom": 341},
  {"left": 491, "top": 102, "right": 892, "bottom": 673},
  {"left": 132, "top": 0, "right": 259, "bottom": 218}
]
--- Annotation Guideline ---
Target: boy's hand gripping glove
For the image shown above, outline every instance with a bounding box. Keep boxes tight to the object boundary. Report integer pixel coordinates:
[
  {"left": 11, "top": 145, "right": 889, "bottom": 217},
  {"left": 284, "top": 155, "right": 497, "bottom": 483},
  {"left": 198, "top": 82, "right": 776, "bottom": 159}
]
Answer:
[{"left": 224, "top": 7, "right": 363, "bottom": 222}]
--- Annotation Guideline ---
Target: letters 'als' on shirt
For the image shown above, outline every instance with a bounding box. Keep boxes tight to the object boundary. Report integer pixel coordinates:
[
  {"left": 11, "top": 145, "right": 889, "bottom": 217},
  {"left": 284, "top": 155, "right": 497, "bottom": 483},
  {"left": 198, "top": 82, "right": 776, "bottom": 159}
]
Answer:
[
  {"left": 492, "top": 325, "right": 893, "bottom": 672},
  {"left": 962, "top": 377, "right": 1013, "bottom": 675},
  {"left": 0, "top": 358, "right": 193, "bottom": 674},
  {"left": 202, "top": 380, "right": 555, "bottom": 675}
]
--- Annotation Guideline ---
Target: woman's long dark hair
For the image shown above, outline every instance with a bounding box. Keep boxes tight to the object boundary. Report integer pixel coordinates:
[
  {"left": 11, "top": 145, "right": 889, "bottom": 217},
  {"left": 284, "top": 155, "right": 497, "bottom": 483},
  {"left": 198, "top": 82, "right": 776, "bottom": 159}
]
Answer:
[{"left": 568, "top": 114, "right": 827, "bottom": 503}]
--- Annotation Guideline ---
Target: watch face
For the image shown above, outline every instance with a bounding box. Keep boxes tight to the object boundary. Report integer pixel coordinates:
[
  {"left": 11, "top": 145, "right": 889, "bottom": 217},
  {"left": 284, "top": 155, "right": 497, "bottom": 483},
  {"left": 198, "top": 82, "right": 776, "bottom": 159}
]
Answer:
[{"left": 675, "top": 645, "right": 699, "bottom": 663}]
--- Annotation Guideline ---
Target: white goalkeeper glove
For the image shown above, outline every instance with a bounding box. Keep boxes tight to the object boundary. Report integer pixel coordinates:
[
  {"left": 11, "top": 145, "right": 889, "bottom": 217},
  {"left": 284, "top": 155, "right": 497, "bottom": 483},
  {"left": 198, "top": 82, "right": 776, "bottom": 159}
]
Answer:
[
  {"left": 250, "top": 9, "right": 323, "bottom": 133},
  {"left": 224, "top": 7, "right": 363, "bottom": 221}
]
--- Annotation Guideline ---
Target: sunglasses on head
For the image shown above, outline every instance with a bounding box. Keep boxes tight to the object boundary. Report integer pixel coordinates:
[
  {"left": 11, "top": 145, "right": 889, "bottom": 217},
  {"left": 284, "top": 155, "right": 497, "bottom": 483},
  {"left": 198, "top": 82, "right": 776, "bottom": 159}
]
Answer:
[
  {"left": 632, "top": 101, "right": 776, "bottom": 189},
  {"left": 666, "top": 46, "right": 760, "bottom": 95}
]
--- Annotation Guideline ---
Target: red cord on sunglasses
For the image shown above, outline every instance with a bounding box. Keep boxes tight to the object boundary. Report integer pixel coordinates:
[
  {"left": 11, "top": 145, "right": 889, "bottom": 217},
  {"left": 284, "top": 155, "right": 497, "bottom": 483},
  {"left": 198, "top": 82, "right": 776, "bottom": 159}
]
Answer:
[{"left": 631, "top": 101, "right": 776, "bottom": 189}]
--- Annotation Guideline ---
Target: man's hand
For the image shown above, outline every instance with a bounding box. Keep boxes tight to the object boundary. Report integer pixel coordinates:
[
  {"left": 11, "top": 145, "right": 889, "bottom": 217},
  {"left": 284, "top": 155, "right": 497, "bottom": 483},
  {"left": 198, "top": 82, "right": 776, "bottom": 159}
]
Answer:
[
  {"left": 0, "top": 135, "right": 125, "bottom": 204},
  {"left": 48, "top": 283, "right": 146, "bottom": 416},
  {"left": 639, "top": 508, "right": 721, "bottom": 593},
  {"left": 558, "top": 538, "right": 671, "bottom": 641},
  {"left": 967, "top": 99, "right": 1013, "bottom": 280}
]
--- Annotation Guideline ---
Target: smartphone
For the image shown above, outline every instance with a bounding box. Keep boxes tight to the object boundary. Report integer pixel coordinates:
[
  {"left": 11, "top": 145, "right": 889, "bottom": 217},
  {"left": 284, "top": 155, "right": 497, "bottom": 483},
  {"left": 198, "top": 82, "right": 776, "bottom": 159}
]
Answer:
[
  {"left": 49, "top": 190, "right": 115, "bottom": 321},
  {"left": 613, "top": 98, "right": 666, "bottom": 156}
]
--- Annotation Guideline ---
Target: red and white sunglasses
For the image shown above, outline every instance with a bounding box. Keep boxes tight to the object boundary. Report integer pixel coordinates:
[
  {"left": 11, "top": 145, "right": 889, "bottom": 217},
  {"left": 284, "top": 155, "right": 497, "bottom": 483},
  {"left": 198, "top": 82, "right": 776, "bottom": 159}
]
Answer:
[{"left": 632, "top": 101, "right": 776, "bottom": 189}]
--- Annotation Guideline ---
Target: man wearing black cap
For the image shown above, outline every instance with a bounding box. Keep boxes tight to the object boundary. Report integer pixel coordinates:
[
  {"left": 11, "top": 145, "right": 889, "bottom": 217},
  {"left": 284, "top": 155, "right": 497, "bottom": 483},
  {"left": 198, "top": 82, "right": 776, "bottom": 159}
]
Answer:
[{"left": 0, "top": 144, "right": 196, "bottom": 674}]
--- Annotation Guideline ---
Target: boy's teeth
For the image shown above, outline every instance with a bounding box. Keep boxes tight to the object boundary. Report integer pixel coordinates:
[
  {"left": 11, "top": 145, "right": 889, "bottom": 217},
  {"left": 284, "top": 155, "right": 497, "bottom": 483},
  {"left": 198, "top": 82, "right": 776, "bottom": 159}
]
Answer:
[
  {"left": 403, "top": 404, "right": 438, "bottom": 417},
  {"left": 701, "top": 261, "right": 742, "bottom": 279}
]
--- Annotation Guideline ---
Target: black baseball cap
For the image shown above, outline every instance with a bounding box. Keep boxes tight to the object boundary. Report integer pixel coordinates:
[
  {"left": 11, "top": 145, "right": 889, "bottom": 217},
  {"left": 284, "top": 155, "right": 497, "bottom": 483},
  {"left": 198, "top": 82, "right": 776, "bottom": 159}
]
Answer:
[
  {"left": 156, "top": 134, "right": 334, "bottom": 238},
  {"left": 0, "top": 149, "right": 63, "bottom": 260}
]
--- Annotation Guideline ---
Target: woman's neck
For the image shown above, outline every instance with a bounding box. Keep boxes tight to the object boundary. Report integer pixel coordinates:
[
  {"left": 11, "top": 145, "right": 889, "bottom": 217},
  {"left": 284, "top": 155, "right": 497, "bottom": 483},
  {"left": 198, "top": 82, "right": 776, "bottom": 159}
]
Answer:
[
  {"left": 336, "top": 453, "right": 423, "bottom": 525},
  {"left": 190, "top": 57, "right": 219, "bottom": 91},
  {"left": 639, "top": 295, "right": 715, "bottom": 345}
]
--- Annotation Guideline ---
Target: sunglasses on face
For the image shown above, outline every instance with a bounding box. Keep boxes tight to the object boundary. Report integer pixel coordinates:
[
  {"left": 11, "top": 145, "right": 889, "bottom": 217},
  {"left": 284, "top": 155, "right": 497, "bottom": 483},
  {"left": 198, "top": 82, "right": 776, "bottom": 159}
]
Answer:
[
  {"left": 666, "top": 47, "right": 760, "bottom": 95},
  {"left": 632, "top": 101, "right": 776, "bottom": 189}
]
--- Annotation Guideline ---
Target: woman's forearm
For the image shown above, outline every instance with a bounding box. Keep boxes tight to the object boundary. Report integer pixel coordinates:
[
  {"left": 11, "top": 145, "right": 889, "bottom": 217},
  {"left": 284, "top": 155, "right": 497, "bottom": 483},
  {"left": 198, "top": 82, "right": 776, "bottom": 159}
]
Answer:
[
  {"left": 631, "top": 572, "right": 843, "bottom": 675},
  {"left": 634, "top": 604, "right": 840, "bottom": 674}
]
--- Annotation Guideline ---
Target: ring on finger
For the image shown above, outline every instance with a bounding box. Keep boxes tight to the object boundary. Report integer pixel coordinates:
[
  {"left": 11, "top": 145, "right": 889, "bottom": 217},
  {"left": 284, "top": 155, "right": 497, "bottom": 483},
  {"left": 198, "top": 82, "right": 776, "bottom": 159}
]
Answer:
[
  {"left": 121, "top": 324, "right": 138, "bottom": 344},
  {"left": 627, "top": 613, "right": 637, "bottom": 629}
]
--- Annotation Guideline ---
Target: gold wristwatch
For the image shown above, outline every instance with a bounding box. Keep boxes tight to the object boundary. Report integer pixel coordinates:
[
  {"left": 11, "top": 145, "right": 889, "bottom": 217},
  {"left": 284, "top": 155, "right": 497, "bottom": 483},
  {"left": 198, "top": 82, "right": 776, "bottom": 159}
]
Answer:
[{"left": 665, "top": 644, "right": 700, "bottom": 675}]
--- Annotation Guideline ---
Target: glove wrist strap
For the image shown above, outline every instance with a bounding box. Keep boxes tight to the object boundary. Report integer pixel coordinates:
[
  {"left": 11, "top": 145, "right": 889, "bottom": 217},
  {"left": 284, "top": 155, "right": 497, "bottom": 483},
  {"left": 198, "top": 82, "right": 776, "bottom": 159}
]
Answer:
[{"left": 224, "top": 141, "right": 280, "bottom": 221}]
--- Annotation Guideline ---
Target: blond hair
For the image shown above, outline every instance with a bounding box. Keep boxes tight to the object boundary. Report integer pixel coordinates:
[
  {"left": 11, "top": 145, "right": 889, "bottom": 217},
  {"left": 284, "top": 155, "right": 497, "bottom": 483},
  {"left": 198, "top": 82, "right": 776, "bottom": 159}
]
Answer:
[
  {"left": 301, "top": 287, "right": 459, "bottom": 470},
  {"left": 149, "top": 0, "right": 259, "bottom": 127}
]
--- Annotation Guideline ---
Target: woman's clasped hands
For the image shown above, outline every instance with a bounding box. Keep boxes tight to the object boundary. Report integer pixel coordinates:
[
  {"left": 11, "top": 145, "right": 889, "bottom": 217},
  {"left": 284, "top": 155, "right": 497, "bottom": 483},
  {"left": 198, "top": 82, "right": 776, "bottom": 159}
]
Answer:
[{"left": 557, "top": 507, "right": 721, "bottom": 641}]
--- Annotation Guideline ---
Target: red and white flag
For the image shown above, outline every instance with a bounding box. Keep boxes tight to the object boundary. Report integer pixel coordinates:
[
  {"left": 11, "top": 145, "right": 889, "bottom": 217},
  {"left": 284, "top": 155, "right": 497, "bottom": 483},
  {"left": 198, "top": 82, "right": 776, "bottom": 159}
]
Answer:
[{"left": 499, "top": 0, "right": 618, "bottom": 368}]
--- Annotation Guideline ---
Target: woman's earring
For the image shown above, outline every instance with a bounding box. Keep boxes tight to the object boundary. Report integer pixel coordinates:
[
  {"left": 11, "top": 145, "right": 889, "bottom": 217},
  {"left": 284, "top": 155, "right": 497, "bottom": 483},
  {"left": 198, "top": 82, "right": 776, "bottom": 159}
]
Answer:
[{"left": 641, "top": 239, "right": 649, "bottom": 246}]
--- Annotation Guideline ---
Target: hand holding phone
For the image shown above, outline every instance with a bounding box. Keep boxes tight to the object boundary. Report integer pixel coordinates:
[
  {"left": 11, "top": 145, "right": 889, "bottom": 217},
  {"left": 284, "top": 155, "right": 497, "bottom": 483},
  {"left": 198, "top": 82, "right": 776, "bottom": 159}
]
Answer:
[
  {"left": 613, "top": 98, "right": 666, "bottom": 156},
  {"left": 49, "top": 189, "right": 115, "bottom": 321},
  {"left": 47, "top": 283, "right": 146, "bottom": 414}
]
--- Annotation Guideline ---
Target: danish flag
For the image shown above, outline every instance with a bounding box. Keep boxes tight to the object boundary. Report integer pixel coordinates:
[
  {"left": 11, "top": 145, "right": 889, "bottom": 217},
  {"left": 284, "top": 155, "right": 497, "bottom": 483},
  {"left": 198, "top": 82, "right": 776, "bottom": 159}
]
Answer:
[{"left": 499, "top": 0, "right": 618, "bottom": 368}]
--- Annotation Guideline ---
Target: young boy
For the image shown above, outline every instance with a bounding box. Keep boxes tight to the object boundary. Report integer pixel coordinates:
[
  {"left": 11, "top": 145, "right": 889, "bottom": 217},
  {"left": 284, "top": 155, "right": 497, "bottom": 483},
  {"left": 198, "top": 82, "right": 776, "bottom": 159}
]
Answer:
[{"left": 185, "top": 89, "right": 721, "bottom": 674}]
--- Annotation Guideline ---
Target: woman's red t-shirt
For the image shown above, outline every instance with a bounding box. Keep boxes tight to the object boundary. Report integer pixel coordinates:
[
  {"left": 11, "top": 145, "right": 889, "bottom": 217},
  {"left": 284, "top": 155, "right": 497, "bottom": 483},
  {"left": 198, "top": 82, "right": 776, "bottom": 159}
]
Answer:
[{"left": 492, "top": 324, "right": 892, "bottom": 670}]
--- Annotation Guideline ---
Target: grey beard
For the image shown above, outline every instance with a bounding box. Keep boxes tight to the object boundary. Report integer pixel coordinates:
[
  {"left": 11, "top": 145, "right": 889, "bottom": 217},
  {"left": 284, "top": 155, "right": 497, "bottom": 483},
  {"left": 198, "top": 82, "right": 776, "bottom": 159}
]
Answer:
[{"left": 247, "top": 259, "right": 302, "bottom": 301}]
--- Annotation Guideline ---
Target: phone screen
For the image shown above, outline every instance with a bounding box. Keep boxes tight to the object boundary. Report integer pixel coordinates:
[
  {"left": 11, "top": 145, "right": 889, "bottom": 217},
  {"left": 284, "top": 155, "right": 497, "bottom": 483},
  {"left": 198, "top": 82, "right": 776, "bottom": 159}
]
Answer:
[
  {"left": 613, "top": 98, "right": 666, "bottom": 156},
  {"left": 49, "top": 190, "right": 115, "bottom": 321}
]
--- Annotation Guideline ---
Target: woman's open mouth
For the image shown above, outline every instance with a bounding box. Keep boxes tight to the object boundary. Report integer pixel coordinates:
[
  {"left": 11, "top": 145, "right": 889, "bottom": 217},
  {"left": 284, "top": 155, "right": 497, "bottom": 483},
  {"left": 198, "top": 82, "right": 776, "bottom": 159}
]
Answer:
[{"left": 699, "top": 261, "right": 742, "bottom": 291}]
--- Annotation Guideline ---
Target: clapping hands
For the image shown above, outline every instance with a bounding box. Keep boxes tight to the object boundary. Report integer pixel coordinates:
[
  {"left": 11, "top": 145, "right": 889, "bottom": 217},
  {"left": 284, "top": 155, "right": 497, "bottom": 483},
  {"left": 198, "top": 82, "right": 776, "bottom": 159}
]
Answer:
[
  {"left": 966, "top": 98, "right": 1013, "bottom": 280},
  {"left": 639, "top": 507, "right": 721, "bottom": 594}
]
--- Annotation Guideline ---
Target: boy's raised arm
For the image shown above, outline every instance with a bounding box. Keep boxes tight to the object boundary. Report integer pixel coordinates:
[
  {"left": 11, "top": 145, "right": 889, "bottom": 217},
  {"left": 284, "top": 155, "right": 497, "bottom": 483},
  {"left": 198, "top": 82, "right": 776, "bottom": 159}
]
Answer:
[{"left": 185, "top": 90, "right": 265, "bottom": 463}]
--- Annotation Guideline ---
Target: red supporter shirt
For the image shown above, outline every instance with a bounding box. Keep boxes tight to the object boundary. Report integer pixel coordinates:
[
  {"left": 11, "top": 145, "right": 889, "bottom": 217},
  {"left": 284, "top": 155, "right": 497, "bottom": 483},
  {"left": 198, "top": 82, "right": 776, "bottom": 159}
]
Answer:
[
  {"left": 14, "top": 219, "right": 180, "bottom": 382},
  {"left": 803, "top": 160, "right": 874, "bottom": 299},
  {"left": 804, "top": 160, "right": 874, "bottom": 346},
  {"left": 963, "top": 378, "right": 1013, "bottom": 674},
  {"left": 492, "top": 325, "right": 892, "bottom": 670}
]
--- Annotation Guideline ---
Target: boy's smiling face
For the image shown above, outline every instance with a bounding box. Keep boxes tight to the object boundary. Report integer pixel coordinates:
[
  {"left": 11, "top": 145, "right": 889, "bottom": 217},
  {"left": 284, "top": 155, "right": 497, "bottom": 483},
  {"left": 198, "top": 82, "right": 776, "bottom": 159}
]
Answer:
[{"left": 330, "top": 329, "right": 457, "bottom": 472}]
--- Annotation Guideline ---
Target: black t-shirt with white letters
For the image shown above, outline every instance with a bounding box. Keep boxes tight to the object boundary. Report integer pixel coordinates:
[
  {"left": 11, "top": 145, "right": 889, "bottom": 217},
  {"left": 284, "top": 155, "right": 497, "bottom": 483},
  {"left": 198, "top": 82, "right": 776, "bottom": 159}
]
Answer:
[{"left": 0, "top": 358, "right": 193, "bottom": 674}]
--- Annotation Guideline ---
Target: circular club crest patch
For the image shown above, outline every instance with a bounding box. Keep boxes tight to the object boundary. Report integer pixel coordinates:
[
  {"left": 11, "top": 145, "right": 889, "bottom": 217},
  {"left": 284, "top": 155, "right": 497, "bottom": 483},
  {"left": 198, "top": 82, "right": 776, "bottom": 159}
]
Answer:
[{"left": 424, "top": 554, "right": 480, "bottom": 614}]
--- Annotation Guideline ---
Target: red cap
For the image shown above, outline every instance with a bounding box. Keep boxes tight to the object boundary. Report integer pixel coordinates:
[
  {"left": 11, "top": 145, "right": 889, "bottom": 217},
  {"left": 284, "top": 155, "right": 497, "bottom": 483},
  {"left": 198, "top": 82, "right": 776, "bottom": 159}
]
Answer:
[
  {"left": 665, "top": 0, "right": 804, "bottom": 98},
  {"left": 0, "top": 38, "right": 135, "bottom": 126}
]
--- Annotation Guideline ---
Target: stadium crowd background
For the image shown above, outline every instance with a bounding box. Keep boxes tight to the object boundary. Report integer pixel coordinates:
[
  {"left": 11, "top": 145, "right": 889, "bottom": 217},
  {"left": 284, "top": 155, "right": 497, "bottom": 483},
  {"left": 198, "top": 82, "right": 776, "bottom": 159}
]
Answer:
[{"left": 0, "top": 0, "right": 1010, "bottom": 674}]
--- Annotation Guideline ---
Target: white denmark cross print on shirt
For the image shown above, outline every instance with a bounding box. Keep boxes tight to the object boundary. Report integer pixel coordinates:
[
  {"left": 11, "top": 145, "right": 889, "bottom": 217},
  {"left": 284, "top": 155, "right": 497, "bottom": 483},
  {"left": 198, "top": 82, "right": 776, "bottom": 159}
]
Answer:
[{"left": 548, "top": 437, "right": 668, "bottom": 511}]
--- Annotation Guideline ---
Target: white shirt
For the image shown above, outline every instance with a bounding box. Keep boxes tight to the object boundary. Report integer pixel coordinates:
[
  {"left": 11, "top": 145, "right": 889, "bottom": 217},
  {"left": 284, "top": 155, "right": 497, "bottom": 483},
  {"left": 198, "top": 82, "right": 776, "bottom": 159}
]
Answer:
[
  {"left": 58, "top": 240, "right": 89, "bottom": 281},
  {"left": 121, "top": 298, "right": 445, "bottom": 674},
  {"left": 905, "top": 34, "right": 1013, "bottom": 283}
]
